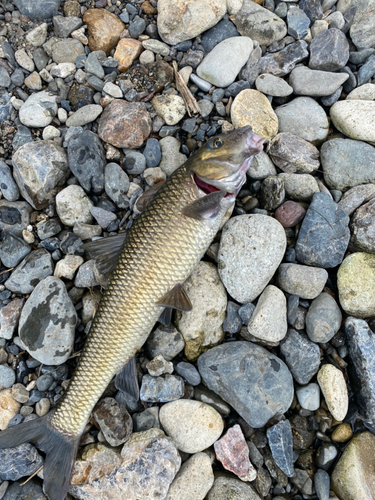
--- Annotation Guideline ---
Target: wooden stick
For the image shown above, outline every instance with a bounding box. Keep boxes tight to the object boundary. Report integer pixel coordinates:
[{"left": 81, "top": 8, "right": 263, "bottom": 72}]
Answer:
[
  {"left": 20, "top": 465, "right": 44, "bottom": 486},
  {"left": 172, "top": 61, "right": 201, "bottom": 117}
]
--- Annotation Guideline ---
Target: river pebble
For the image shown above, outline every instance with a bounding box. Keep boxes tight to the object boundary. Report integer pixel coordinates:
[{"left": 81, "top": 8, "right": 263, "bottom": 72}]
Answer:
[
  {"left": 317, "top": 364, "right": 348, "bottom": 421},
  {"left": 280, "top": 329, "right": 321, "bottom": 384},
  {"left": 306, "top": 292, "right": 342, "bottom": 343}
]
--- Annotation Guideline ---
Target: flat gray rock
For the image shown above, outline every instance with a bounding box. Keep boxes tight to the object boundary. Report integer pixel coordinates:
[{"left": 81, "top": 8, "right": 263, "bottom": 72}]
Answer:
[
  {"left": 350, "top": 0, "right": 375, "bottom": 50},
  {"left": 277, "top": 263, "right": 328, "bottom": 299},
  {"left": 268, "top": 132, "right": 319, "bottom": 174},
  {"left": 5, "top": 249, "right": 53, "bottom": 294},
  {"left": 280, "top": 329, "right": 321, "bottom": 384},
  {"left": 289, "top": 66, "right": 348, "bottom": 97},
  {"left": 306, "top": 292, "right": 342, "bottom": 343},
  {"left": 198, "top": 341, "right": 294, "bottom": 428},
  {"left": 267, "top": 420, "right": 294, "bottom": 477},
  {"left": 338, "top": 184, "right": 375, "bottom": 216},
  {"left": 255, "top": 74, "right": 293, "bottom": 97},
  {"left": 0, "top": 160, "right": 19, "bottom": 202}
]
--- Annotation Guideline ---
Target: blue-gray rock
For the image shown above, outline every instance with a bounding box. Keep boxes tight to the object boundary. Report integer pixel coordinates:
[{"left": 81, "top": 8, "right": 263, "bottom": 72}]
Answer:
[
  {"left": 239, "top": 45, "right": 262, "bottom": 85},
  {"left": 0, "top": 443, "right": 43, "bottom": 481},
  {"left": 197, "top": 341, "right": 294, "bottom": 428},
  {"left": 287, "top": 294, "right": 299, "bottom": 325},
  {"left": 36, "top": 219, "right": 62, "bottom": 240},
  {"left": 309, "top": 29, "right": 349, "bottom": 71},
  {"left": 345, "top": 317, "right": 375, "bottom": 426},
  {"left": 0, "top": 161, "right": 19, "bottom": 202},
  {"left": 53, "top": 15, "right": 82, "bottom": 39},
  {"left": 104, "top": 162, "right": 130, "bottom": 209},
  {"left": 296, "top": 383, "right": 320, "bottom": 411},
  {"left": 85, "top": 52, "right": 105, "bottom": 80},
  {"left": 306, "top": 292, "right": 342, "bottom": 343},
  {"left": 132, "top": 407, "right": 160, "bottom": 432},
  {"left": 259, "top": 41, "right": 309, "bottom": 77},
  {"left": 340, "top": 66, "right": 357, "bottom": 94},
  {"left": 90, "top": 207, "right": 117, "bottom": 230},
  {"left": 0, "top": 201, "right": 32, "bottom": 237},
  {"left": 119, "top": 11, "right": 129, "bottom": 23},
  {"left": 33, "top": 47, "right": 49, "bottom": 71},
  {"left": 0, "top": 365, "right": 15, "bottom": 389},
  {"left": 349, "top": 49, "right": 375, "bottom": 65},
  {"left": 12, "top": 141, "right": 69, "bottom": 210},
  {"left": 295, "top": 193, "right": 350, "bottom": 268},
  {"left": 0, "top": 90, "right": 12, "bottom": 123},
  {"left": 266, "top": 420, "right": 294, "bottom": 477},
  {"left": 299, "top": 0, "right": 323, "bottom": 21},
  {"left": 10, "top": 69, "right": 25, "bottom": 87},
  {"left": 200, "top": 19, "right": 240, "bottom": 53},
  {"left": 280, "top": 329, "right": 320, "bottom": 384},
  {"left": 143, "top": 138, "right": 161, "bottom": 168},
  {"left": 321, "top": 138, "right": 375, "bottom": 192},
  {"left": 36, "top": 373, "right": 54, "bottom": 392},
  {"left": 320, "top": 86, "right": 342, "bottom": 107},
  {"left": 223, "top": 301, "right": 242, "bottom": 334},
  {"left": 315, "top": 443, "right": 338, "bottom": 470},
  {"left": 13, "top": 0, "right": 61, "bottom": 19},
  {"left": 238, "top": 302, "right": 255, "bottom": 325},
  {"left": 175, "top": 362, "right": 201, "bottom": 386},
  {"left": 146, "top": 325, "right": 185, "bottom": 361},
  {"left": 128, "top": 17, "right": 146, "bottom": 38},
  {"left": 0, "top": 67, "right": 10, "bottom": 88},
  {"left": 18, "top": 276, "right": 77, "bottom": 365},
  {"left": 3, "top": 478, "right": 45, "bottom": 500},
  {"left": 140, "top": 374, "right": 185, "bottom": 403},
  {"left": 287, "top": 7, "right": 311, "bottom": 39},
  {"left": 12, "top": 125, "right": 33, "bottom": 152},
  {"left": 124, "top": 150, "right": 146, "bottom": 175},
  {"left": 0, "top": 231, "right": 30, "bottom": 268},
  {"left": 67, "top": 130, "right": 105, "bottom": 193},
  {"left": 314, "top": 469, "right": 330, "bottom": 500},
  {"left": 357, "top": 55, "right": 375, "bottom": 86}
]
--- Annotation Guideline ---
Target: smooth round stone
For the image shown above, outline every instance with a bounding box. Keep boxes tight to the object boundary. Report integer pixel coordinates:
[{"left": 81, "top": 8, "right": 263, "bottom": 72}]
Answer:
[
  {"left": 218, "top": 215, "right": 286, "bottom": 303},
  {"left": 207, "top": 475, "right": 262, "bottom": 500},
  {"left": 157, "top": 0, "right": 227, "bottom": 45},
  {"left": 142, "top": 39, "right": 169, "bottom": 56},
  {"left": 317, "top": 364, "right": 348, "bottom": 421},
  {"left": 269, "top": 132, "right": 319, "bottom": 174},
  {"left": 331, "top": 432, "right": 375, "bottom": 500},
  {"left": 19, "top": 90, "right": 58, "bottom": 128},
  {"left": 275, "top": 201, "right": 306, "bottom": 227},
  {"left": 151, "top": 95, "right": 186, "bottom": 126},
  {"left": 296, "top": 383, "right": 320, "bottom": 411},
  {"left": 65, "top": 104, "right": 103, "bottom": 127},
  {"left": 5, "top": 249, "right": 53, "bottom": 294},
  {"left": 337, "top": 252, "right": 375, "bottom": 318},
  {"left": 248, "top": 151, "right": 277, "bottom": 180},
  {"left": 51, "top": 39, "right": 85, "bottom": 64},
  {"left": 0, "top": 365, "right": 16, "bottom": 389},
  {"left": 255, "top": 74, "right": 293, "bottom": 97},
  {"left": 42, "top": 125, "right": 60, "bottom": 141},
  {"left": 331, "top": 423, "right": 353, "bottom": 443},
  {"left": 247, "top": 285, "right": 287, "bottom": 343},
  {"left": 15, "top": 48, "right": 34, "bottom": 72},
  {"left": 56, "top": 185, "right": 94, "bottom": 227},
  {"left": 196, "top": 37, "right": 253, "bottom": 87},
  {"left": 330, "top": 100, "right": 375, "bottom": 144},
  {"left": 289, "top": 67, "right": 349, "bottom": 97},
  {"left": 159, "top": 400, "right": 224, "bottom": 453},
  {"left": 277, "top": 263, "right": 328, "bottom": 299},
  {"left": 139, "top": 50, "right": 155, "bottom": 65},
  {"left": 347, "top": 83, "right": 375, "bottom": 101},
  {"left": 306, "top": 292, "right": 342, "bottom": 343},
  {"left": 103, "top": 82, "right": 123, "bottom": 98},
  {"left": 314, "top": 469, "right": 330, "bottom": 500},
  {"left": 231, "top": 89, "right": 278, "bottom": 142},
  {"left": 165, "top": 452, "right": 214, "bottom": 500},
  {"left": 275, "top": 97, "right": 329, "bottom": 144},
  {"left": 278, "top": 173, "right": 319, "bottom": 202},
  {"left": 0, "top": 67, "right": 10, "bottom": 88}
]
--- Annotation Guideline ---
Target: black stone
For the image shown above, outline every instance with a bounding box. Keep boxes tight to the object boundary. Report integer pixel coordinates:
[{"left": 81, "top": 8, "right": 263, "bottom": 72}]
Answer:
[
  {"left": 60, "top": 232, "right": 84, "bottom": 255},
  {"left": 200, "top": 19, "right": 240, "bottom": 53},
  {"left": 280, "top": 329, "right": 320, "bottom": 384},
  {"left": 287, "top": 295, "right": 299, "bottom": 325},
  {"left": 37, "top": 219, "right": 62, "bottom": 240},
  {"left": 3, "top": 479, "right": 45, "bottom": 500},
  {"left": 68, "top": 83, "right": 95, "bottom": 110},
  {"left": 225, "top": 80, "right": 250, "bottom": 97},
  {"left": 259, "top": 41, "right": 309, "bottom": 77},
  {"left": 41, "top": 237, "right": 61, "bottom": 252}
]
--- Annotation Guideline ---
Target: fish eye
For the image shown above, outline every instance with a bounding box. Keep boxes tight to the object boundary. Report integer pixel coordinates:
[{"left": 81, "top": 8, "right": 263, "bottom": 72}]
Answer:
[{"left": 213, "top": 139, "right": 223, "bottom": 148}]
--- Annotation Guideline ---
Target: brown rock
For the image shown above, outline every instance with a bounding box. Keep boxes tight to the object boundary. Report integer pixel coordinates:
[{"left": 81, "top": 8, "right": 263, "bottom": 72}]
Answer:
[
  {"left": 113, "top": 38, "right": 143, "bottom": 72},
  {"left": 93, "top": 397, "right": 133, "bottom": 447},
  {"left": 64, "top": 0, "right": 81, "bottom": 17},
  {"left": 142, "top": 1, "right": 158, "bottom": 14},
  {"left": 0, "top": 298, "right": 24, "bottom": 340},
  {"left": 98, "top": 100, "right": 151, "bottom": 148},
  {"left": 214, "top": 424, "right": 257, "bottom": 481},
  {"left": 331, "top": 423, "right": 353, "bottom": 443},
  {"left": 0, "top": 389, "right": 21, "bottom": 430},
  {"left": 83, "top": 8, "right": 125, "bottom": 55},
  {"left": 275, "top": 201, "right": 306, "bottom": 228}
]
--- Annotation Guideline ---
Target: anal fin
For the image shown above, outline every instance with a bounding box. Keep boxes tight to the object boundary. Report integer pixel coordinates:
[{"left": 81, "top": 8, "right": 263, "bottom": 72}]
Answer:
[
  {"left": 182, "top": 190, "right": 226, "bottom": 220},
  {"left": 115, "top": 356, "right": 139, "bottom": 401}
]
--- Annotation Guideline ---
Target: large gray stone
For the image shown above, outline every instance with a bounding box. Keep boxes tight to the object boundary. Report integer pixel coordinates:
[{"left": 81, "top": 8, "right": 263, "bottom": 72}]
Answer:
[
  {"left": 19, "top": 91, "right": 58, "bottom": 128},
  {"left": 350, "top": 0, "right": 375, "bottom": 50},
  {"left": 309, "top": 28, "right": 349, "bottom": 71},
  {"left": 289, "top": 67, "right": 348, "bottom": 97},
  {"left": 198, "top": 341, "right": 294, "bottom": 428},
  {"left": 18, "top": 276, "right": 77, "bottom": 365},
  {"left": 13, "top": 0, "right": 61, "bottom": 20},
  {"left": 268, "top": 132, "right": 319, "bottom": 174},
  {"left": 0, "top": 232, "right": 30, "bottom": 268},
  {"left": 5, "top": 249, "right": 54, "bottom": 294}
]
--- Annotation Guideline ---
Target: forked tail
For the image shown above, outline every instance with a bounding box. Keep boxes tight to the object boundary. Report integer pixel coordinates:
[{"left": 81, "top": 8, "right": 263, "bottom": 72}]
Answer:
[{"left": 0, "top": 413, "right": 80, "bottom": 500}]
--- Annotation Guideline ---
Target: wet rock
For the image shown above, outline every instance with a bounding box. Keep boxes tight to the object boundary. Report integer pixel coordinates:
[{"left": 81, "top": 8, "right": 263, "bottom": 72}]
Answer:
[
  {"left": 218, "top": 215, "right": 286, "bottom": 303},
  {"left": 157, "top": 0, "right": 226, "bottom": 45},
  {"left": 198, "top": 341, "right": 293, "bottom": 428},
  {"left": 306, "top": 293, "right": 342, "bottom": 343},
  {"left": 231, "top": 89, "right": 278, "bottom": 142},
  {"left": 345, "top": 318, "right": 375, "bottom": 425},
  {"left": 0, "top": 299, "right": 24, "bottom": 341},
  {"left": 331, "top": 432, "right": 375, "bottom": 500},
  {"left": 18, "top": 276, "right": 77, "bottom": 365},
  {"left": 338, "top": 253, "right": 375, "bottom": 318},
  {"left": 67, "top": 130, "right": 106, "bottom": 193},
  {"left": 175, "top": 261, "right": 227, "bottom": 361},
  {"left": 56, "top": 185, "right": 94, "bottom": 227},
  {"left": 317, "top": 364, "right": 348, "bottom": 421},
  {"left": 93, "top": 397, "right": 133, "bottom": 447},
  {"left": 267, "top": 420, "right": 294, "bottom": 477},
  {"left": 70, "top": 429, "right": 180, "bottom": 499},
  {"left": 165, "top": 452, "right": 214, "bottom": 500},
  {"left": 98, "top": 100, "right": 151, "bottom": 149},
  {"left": 83, "top": 8, "right": 125, "bottom": 55},
  {"left": 331, "top": 423, "right": 353, "bottom": 443},
  {"left": 207, "top": 475, "right": 262, "bottom": 500},
  {"left": 140, "top": 374, "right": 185, "bottom": 403},
  {"left": 159, "top": 399, "right": 224, "bottom": 453},
  {"left": 258, "top": 41, "right": 309, "bottom": 77},
  {"left": 0, "top": 232, "right": 30, "bottom": 268},
  {"left": 280, "top": 329, "right": 321, "bottom": 384},
  {"left": 295, "top": 193, "right": 350, "bottom": 268},
  {"left": 309, "top": 28, "right": 349, "bottom": 71},
  {"left": 12, "top": 141, "right": 69, "bottom": 210},
  {"left": 18, "top": 91, "right": 58, "bottom": 128},
  {"left": 113, "top": 39, "right": 143, "bottom": 72},
  {"left": 0, "top": 443, "right": 43, "bottom": 481},
  {"left": 5, "top": 249, "right": 53, "bottom": 294},
  {"left": 214, "top": 424, "right": 257, "bottom": 481},
  {"left": 330, "top": 100, "right": 375, "bottom": 144}
]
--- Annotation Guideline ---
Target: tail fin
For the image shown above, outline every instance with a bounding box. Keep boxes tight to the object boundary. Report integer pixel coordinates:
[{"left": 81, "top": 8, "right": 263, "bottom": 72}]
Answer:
[{"left": 0, "top": 414, "right": 80, "bottom": 500}]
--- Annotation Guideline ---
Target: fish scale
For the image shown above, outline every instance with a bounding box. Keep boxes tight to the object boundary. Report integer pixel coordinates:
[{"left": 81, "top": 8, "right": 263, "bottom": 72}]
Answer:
[{"left": 51, "top": 164, "right": 227, "bottom": 436}]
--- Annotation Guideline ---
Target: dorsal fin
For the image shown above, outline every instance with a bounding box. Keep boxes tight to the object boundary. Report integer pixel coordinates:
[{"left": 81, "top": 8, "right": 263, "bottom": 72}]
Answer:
[
  {"left": 182, "top": 190, "right": 226, "bottom": 220},
  {"left": 82, "top": 232, "right": 127, "bottom": 279},
  {"left": 135, "top": 180, "right": 165, "bottom": 213},
  {"left": 156, "top": 283, "right": 192, "bottom": 312}
]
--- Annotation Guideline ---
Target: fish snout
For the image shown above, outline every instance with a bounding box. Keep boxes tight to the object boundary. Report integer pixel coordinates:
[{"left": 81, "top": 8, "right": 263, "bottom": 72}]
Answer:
[{"left": 245, "top": 131, "right": 265, "bottom": 154}]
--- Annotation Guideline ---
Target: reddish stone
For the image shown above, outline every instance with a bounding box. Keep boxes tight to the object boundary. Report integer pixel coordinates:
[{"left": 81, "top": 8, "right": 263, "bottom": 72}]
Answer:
[
  {"left": 83, "top": 9, "right": 125, "bottom": 55},
  {"left": 214, "top": 424, "right": 257, "bottom": 481},
  {"left": 98, "top": 100, "right": 151, "bottom": 149},
  {"left": 275, "top": 200, "right": 306, "bottom": 228}
]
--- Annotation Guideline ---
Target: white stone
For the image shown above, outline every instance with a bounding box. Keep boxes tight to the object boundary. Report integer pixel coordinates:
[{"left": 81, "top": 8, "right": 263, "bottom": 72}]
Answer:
[
  {"left": 218, "top": 215, "right": 286, "bottom": 303},
  {"left": 103, "top": 82, "right": 123, "bottom": 98},
  {"left": 347, "top": 83, "right": 375, "bottom": 100},
  {"left": 151, "top": 94, "right": 186, "bottom": 126},
  {"left": 15, "top": 48, "right": 35, "bottom": 72},
  {"left": 247, "top": 285, "right": 287, "bottom": 343},
  {"left": 296, "top": 383, "right": 320, "bottom": 411},
  {"left": 54, "top": 255, "right": 84, "bottom": 280},
  {"left": 19, "top": 91, "right": 58, "bottom": 128},
  {"left": 330, "top": 100, "right": 375, "bottom": 144},
  {"left": 56, "top": 185, "right": 94, "bottom": 227},
  {"left": 197, "top": 37, "right": 253, "bottom": 87},
  {"left": 25, "top": 23, "right": 48, "bottom": 47},
  {"left": 317, "top": 364, "right": 348, "bottom": 421},
  {"left": 255, "top": 74, "right": 293, "bottom": 97},
  {"left": 50, "top": 62, "right": 76, "bottom": 78},
  {"left": 65, "top": 104, "right": 103, "bottom": 127},
  {"left": 227, "top": 0, "right": 244, "bottom": 14},
  {"left": 139, "top": 50, "right": 155, "bottom": 65},
  {"left": 58, "top": 107, "right": 68, "bottom": 123},
  {"left": 42, "top": 125, "right": 61, "bottom": 141}
]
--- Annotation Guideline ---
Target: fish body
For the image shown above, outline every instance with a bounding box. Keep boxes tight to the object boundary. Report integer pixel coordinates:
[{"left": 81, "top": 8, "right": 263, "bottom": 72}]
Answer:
[{"left": 0, "top": 126, "right": 264, "bottom": 500}]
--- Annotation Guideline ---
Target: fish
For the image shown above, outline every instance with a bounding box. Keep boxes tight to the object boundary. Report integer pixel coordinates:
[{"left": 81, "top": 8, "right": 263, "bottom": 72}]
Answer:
[{"left": 0, "top": 125, "right": 264, "bottom": 500}]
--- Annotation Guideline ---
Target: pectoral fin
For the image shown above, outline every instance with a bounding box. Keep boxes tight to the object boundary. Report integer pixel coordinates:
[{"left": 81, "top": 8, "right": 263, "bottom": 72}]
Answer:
[
  {"left": 135, "top": 180, "right": 165, "bottom": 213},
  {"left": 156, "top": 283, "right": 192, "bottom": 312},
  {"left": 182, "top": 190, "right": 226, "bottom": 220},
  {"left": 158, "top": 307, "right": 173, "bottom": 327},
  {"left": 82, "top": 233, "right": 127, "bottom": 279},
  {"left": 115, "top": 356, "right": 139, "bottom": 400}
]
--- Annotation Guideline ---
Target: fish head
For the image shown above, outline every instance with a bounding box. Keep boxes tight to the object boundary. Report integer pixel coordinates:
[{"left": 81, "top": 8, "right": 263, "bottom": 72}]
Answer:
[{"left": 188, "top": 125, "right": 265, "bottom": 200}]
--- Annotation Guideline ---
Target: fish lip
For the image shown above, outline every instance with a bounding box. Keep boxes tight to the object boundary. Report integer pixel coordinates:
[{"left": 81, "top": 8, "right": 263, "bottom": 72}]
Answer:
[{"left": 245, "top": 131, "right": 265, "bottom": 154}]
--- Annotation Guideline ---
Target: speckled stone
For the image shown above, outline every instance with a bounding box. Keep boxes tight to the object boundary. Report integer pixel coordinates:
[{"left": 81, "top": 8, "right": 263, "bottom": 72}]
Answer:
[
  {"left": 0, "top": 443, "right": 43, "bottom": 481},
  {"left": 93, "top": 397, "right": 133, "bottom": 447},
  {"left": 207, "top": 475, "right": 262, "bottom": 500},
  {"left": 0, "top": 389, "right": 20, "bottom": 430},
  {"left": 330, "top": 100, "right": 375, "bottom": 144},
  {"left": 317, "top": 364, "right": 348, "bottom": 421}
]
